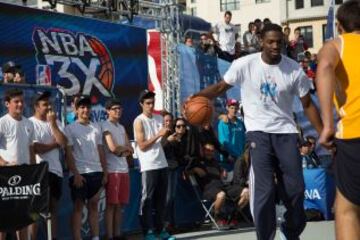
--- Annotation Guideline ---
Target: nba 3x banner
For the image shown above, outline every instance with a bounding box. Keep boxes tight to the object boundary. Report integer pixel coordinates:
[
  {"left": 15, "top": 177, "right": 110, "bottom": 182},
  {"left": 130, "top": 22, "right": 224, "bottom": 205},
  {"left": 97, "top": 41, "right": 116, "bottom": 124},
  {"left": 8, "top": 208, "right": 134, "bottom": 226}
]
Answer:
[
  {"left": 0, "top": 162, "right": 49, "bottom": 231},
  {"left": 0, "top": 2, "right": 147, "bottom": 133}
]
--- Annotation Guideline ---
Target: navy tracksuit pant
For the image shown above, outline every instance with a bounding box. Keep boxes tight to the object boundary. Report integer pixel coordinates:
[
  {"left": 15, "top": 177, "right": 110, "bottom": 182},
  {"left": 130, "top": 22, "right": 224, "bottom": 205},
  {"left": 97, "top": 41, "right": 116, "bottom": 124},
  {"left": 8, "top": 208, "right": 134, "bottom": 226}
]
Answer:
[{"left": 247, "top": 131, "right": 306, "bottom": 240}]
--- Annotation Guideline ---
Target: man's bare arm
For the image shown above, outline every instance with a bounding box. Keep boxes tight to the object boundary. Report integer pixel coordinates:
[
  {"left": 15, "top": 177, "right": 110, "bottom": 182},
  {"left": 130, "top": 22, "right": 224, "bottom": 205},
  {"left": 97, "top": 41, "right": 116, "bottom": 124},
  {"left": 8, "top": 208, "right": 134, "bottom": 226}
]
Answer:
[
  {"left": 300, "top": 93, "right": 323, "bottom": 134},
  {"left": 195, "top": 80, "right": 233, "bottom": 100},
  {"left": 134, "top": 119, "right": 168, "bottom": 151}
]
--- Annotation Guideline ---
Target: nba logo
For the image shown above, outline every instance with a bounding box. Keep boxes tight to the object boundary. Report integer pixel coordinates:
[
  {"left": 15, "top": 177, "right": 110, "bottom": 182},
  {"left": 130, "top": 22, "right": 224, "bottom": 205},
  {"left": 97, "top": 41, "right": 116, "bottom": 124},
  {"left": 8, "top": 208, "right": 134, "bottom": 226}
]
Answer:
[{"left": 36, "top": 64, "right": 52, "bottom": 86}]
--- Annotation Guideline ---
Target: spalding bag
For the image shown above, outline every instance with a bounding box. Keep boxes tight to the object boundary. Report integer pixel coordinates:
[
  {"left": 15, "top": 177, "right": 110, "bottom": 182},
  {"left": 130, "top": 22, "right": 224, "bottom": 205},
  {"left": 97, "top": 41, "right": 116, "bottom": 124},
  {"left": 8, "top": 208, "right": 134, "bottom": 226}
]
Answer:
[{"left": 0, "top": 162, "right": 49, "bottom": 231}]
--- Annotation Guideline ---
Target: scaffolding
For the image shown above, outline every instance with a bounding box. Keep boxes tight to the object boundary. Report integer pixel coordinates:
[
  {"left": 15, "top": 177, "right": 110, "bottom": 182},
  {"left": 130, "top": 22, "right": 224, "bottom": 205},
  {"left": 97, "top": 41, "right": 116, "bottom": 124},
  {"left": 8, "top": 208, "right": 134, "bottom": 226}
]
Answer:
[{"left": 37, "top": 0, "right": 182, "bottom": 116}]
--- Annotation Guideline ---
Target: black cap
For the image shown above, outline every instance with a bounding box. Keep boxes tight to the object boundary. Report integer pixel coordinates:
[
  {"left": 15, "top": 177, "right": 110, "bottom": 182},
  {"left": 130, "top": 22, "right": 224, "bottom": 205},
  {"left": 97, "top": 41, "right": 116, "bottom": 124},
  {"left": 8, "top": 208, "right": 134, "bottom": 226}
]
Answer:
[
  {"left": 75, "top": 95, "right": 91, "bottom": 108},
  {"left": 105, "top": 98, "right": 122, "bottom": 110},
  {"left": 2, "top": 61, "right": 21, "bottom": 74},
  {"left": 138, "top": 89, "right": 155, "bottom": 102},
  {"left": 33, "top": 91, "right": 51, "bottom": 105}
]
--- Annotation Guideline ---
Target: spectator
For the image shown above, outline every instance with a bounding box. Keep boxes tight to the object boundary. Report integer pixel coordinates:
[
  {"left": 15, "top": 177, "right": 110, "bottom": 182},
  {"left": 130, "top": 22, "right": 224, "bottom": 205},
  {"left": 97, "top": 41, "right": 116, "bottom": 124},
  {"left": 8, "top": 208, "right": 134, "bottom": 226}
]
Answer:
[
  {"left": 133, "top": 90, "right": 175, "bottom": 240},
  {"left": 184, "top": 36, "right": 193, "bottom": 47},
  {"left": 253, "top": 18, "right": 262, "bottom": 33},
  {"left": 263, "top": 18, "right": 271, "bottom": 25},
  {"left": 102, "top": 99, "right": 133, "bottom": 240},
  {"left": 64, "top": 96, "right": 107, "bottom": 240},
  {"left": 282, "top": 26, "right": 291, "bottom": 56},
  {"left": 66, "top": 94, "right": 81, "bottom": 124},
  {"left": 300, "top": 141, "right": 318, "bottom": 168},
  {"left": 217, "top": 99, "right": 246, "bottom": 175},
  {"left": 14, "top": 68, "right": 26, "bottom": 84},
  {"left": 0, "top": 89, "right": 35, "bottom": 240},
  {"left": 305, "top": 135, "right": 320, "bottom": 166},
  {"left": 309, "top": 53, "right": 318, "bottom": 72},
  {"left": 211, "top": 11, "right": 239, "bottom": 62},
  {"left": 301, "top": 57, "right": 316, "bottom": 86},
  {"left": 162, "top": 117, "right": 188, "bottom": 230},
  {"left": 1, "top": 61, "right": 20, "bottom": 83},
  {"left": 197, "top": 33, "right": 216, "bottom": 56},
  {"left": 289, "top": 28, "right": 308, "bottom": 61},
  {"left": 243, "top": 22, "right": 260, "bottom": 54},
  {"left": 29, "top": 91, "right": 67, "bottom": 240},
  {"left": 188, "top": 143, "right": 229, "bottom": 229}
]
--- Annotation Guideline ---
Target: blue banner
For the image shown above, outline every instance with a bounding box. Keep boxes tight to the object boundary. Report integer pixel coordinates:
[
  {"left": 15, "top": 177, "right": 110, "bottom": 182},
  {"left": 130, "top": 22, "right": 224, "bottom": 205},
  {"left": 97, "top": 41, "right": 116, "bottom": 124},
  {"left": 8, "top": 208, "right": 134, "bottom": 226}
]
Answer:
[
  {"left": 0, "top": 2, "right": 148, "bottom": 136},
  {"left": 303, "top": 168, "right": 335, "bottom": 220}
]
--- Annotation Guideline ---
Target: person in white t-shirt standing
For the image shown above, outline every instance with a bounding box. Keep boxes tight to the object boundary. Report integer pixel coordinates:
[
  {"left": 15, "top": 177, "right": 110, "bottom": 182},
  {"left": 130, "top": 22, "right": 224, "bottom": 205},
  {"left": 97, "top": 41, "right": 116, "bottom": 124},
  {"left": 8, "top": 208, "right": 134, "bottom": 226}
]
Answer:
[
  {"left": 0, "top": 89, "right": 35, "bottom": 240},
  {"left": 211, "top": 11, "right": 239, "bottom": 62},
  {"left": 29, "top": 91, "right": 67, "bottom": 240},
  {"left": 102, "top": 99, "right": 133, "bottom": 240},
  {"left": 133, "top": 90, "right": 175, "bottom": 240},
  {"left": 65, "top": 96, "right": 107, "bottom": 240},
  {"left": 191, "top": 24, "right": 323, "bottom": 240}
]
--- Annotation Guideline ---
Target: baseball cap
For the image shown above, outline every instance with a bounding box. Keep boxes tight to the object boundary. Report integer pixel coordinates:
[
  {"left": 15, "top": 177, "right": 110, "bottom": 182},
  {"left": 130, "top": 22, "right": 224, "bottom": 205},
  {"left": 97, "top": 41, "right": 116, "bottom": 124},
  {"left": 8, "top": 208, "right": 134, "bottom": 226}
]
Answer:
[
  {"left": 104, "top": 98, "right": 122, "bottom": 110},
  {"left": 2, "top": 61, "right": 21, "bottom": 74},
  {"left": 75, "top": 95, "right": 91, "bottom": 108},
  {"left": 138, "top": 89, "right": 155, "bottom": 102},
  {"left": 226, "top": 98, "right": 239, "bottom": 106}
]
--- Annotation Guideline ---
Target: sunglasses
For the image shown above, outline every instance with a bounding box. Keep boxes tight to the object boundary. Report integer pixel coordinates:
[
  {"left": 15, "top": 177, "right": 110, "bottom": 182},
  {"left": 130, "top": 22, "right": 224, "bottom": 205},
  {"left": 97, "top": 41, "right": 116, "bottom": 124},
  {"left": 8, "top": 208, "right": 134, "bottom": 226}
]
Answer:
[
  {"left": 110, "top": 106, "right": 122, "bottom": 111},
  {"left": 176, "top": 124, "right": 186, "bottom": 129}
]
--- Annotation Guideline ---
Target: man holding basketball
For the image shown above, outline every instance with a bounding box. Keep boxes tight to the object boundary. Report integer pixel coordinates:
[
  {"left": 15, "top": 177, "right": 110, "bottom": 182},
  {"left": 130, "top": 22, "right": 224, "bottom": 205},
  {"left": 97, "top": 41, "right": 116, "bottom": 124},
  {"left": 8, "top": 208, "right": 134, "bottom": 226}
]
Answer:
[{"left": 192, "top": 23, "right": 323, "bottom": 240}]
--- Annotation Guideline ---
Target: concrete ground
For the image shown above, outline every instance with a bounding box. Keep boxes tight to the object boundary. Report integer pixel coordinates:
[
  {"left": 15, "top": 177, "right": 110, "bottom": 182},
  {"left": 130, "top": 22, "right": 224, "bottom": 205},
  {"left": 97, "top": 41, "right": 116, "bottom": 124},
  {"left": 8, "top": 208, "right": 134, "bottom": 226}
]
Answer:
[{"left": 173, "top": 221, "right": 335, "bottom": 240}]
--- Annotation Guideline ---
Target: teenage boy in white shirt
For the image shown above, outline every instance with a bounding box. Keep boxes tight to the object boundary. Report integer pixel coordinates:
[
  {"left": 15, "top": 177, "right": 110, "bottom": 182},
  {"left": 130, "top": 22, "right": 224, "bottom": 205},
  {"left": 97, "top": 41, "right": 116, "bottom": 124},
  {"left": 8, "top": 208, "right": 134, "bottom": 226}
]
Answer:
[
  {"left": 29, "top": 91, "right": 67, "bottom": 240},
  {"left": 65, "top": 96, "right": 107, "bottom": 240},
  {"left": 0, "top": 88, "right": 35, "bottom": 240},
  {"left": 102, "top": 99, "right": 133, "bottom": 240}
]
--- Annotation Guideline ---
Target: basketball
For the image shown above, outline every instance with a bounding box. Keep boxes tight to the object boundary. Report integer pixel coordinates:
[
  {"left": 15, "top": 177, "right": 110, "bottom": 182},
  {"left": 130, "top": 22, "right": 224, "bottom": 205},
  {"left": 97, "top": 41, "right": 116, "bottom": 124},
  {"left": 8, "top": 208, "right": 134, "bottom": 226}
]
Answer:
[{"left": 183, "top": 96, "right": 213, "bottom": 126}]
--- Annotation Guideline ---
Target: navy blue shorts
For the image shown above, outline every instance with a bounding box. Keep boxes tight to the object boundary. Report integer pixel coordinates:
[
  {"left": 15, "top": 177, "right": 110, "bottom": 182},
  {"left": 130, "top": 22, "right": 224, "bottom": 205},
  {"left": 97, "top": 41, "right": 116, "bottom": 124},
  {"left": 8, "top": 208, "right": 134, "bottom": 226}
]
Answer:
[
  {"left": 49, "top": 172, "right": 63, "bottom": 201},
  {"left": 69, "top": 172, "right": 103, "bottom": 202}
]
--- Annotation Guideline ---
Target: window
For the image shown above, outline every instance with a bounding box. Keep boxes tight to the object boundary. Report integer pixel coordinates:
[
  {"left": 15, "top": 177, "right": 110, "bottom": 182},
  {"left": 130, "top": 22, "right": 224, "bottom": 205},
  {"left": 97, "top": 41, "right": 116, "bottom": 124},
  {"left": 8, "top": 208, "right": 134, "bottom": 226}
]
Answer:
[
  {"left": 255, "top": 0, "right": 270, "bottom": 3},
  {"left": 335, "top": 0, "right": 343, "bottom": 4},
  {"left": 220, "top": 0, "right": 240, "bottom": 11},
  {"left": 299, "top": 26, "right": 313, "bottom": 48},
  {"left": 311, "top": 0, "right": 323, "bottom": 7},
  {"left": 190, "top": 7, "right": 197, "bottom": 16},
  {"left": 322, "top": 24, "right": 327, "bottom": 42},
  {"left": 295, "top": 0, "right": 304, "bottom": 9}
]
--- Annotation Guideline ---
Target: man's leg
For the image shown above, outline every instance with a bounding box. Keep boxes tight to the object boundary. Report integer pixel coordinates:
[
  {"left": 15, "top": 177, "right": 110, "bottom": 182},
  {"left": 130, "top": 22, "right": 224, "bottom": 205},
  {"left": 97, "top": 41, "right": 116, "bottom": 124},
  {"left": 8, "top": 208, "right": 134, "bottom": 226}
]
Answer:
[
  {"left": 72, "top": 199, "right": 85, "bottom": 240},
  {"left": 0, "top": 232, "right": 6, "bottom": 240},
  {"left": 106, "top": 204, "right": 115, "bottom": 239},
  {"left": 154, "top": 168, "right": 168, "bottom": 232},
  {"left": 248, "top": 131, "right": 277, "bottom": 240},
  {"left": 214, "top": 191, "right": 226, "bottom": 217},
  {"left": 16, "top": 227, "right": 29, "bottom": 240},
  {"left": 272, "top": 134, "right": 306, "bottom": 240},
  {"left": 139, "top": 170, "right": 157, "bottom": 234},
  {"left": 113, "top": 204, "right": 123, "bottom": 238},
  {"left": 88, "top": 191, "right": 101, "bottom": 238},
  {"left": 50, "top": 197, "right": 60, "bottom": 239},
  {"left": 335, "top": 189, "right": 360, "bottom": 240}
]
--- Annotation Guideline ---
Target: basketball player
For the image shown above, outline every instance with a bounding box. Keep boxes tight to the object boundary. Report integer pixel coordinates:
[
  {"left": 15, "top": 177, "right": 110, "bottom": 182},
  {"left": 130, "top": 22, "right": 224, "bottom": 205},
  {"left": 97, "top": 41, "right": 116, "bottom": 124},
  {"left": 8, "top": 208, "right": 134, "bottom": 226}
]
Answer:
[
  {"left": 191, "top": 24, "right": 323, "bottom": 239},
  {"left": 0, "top": 89, "right": 35, "bottom": 240},
  {"left": 316, "top": 1, "right": 360, "bottom": 239},
  {"left": 133, "top": 90, "right": 175, "bottom": 240}
]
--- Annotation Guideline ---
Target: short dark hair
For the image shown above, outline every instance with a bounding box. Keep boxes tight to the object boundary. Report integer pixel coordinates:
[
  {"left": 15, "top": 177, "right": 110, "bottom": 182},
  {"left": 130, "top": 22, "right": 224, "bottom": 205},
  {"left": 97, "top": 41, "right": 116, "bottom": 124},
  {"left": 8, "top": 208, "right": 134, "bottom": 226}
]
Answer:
[
  {"left": 161, "top": 110, "right": 173, "bottom": 118},
  {"left": 263, "top": 18, "right": 271, "bottom": 24},
  {"left": 200, "top": 33, "right": 208, "bottom": 38},
  {"left": 104, "top": 98, "right": 122, "bottom": 110},
  {"left": 4, "top": 88, "right": 23, "bottom": 103},
  {"left": 248, "top": 22, "right": 254, "bottom": 29},
  {"left": 336, "top": 0, "right": 360, "bottom": 32},
  {"left": 224, "top": 11, "right": 232, "bottom": 17},
  {"left": 254, "top": 18, "right": 261, "bottom": 23},
  {"left": 260, "top": 23, "right": 283, "bottom": 39},
  {"left": 294, "top": 27, "right": 301, "bottom": 32}
]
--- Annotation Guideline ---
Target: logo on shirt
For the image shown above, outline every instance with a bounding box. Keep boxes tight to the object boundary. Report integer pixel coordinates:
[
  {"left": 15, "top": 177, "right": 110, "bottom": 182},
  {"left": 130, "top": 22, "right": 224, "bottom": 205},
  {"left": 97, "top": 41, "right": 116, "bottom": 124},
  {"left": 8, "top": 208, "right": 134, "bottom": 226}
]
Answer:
[
  {"left": 260, "top": 75, "right": 278, "bottom": 104},
  {"left": 8, "top": 175, "right": 22, "bottom": 186}
]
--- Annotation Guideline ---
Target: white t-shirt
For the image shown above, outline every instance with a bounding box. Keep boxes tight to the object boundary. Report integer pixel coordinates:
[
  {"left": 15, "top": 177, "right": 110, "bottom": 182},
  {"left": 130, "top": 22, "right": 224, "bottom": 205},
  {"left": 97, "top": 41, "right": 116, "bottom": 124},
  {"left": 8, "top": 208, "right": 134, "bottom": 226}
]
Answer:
[
  {"left": 213, "top": 22, "right": 238, "bottom": 54},
  {"left": 223, "top": 53, "right": 310, "bottom": 133},
  {"left": 29, "top": 117, "right": 64, "bottom": 177},
  {"left": 65, "top": 122, "right": 103, "bottom": 174},
  {"left": 133, "top": 114, "right": 168, "bottom": 172},
  {"left": 101, "top": 120, "right": 128, "bottom": 173},
  {"left": 0, "top": 114, "right": 34, "bottom": 165}
]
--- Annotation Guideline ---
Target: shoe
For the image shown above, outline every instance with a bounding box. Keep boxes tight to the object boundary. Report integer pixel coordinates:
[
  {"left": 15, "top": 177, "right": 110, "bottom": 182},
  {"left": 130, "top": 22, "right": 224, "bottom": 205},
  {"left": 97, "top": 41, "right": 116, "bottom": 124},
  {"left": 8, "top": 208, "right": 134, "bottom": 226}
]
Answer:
[
  {"left": 214, "top": 219, "right": 230, "bottom": 230},
  {"left": 144, "top": 230, "right": 158, "bottom": 240},
  {"left": 159, "top": 230, "right": 176, "bottom": 240},
  {"left": 228, "top": 219, "right": 239, "bottom": 229}
]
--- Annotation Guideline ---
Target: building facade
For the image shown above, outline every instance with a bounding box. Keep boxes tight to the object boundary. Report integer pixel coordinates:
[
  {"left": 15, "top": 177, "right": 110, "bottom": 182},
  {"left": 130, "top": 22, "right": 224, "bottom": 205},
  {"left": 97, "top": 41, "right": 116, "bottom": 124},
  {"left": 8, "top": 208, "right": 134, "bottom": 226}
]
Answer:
[{"left": 186, "top": 0, "right": 344, "bottom": 52}]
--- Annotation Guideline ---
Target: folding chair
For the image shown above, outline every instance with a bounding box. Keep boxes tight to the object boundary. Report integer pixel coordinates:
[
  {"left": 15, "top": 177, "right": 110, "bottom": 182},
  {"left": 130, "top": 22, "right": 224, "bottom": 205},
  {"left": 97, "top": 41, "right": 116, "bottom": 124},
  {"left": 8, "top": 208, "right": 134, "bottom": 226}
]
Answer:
[{"left": 188, "top": 174, "right": 220, "bottom": 230}]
